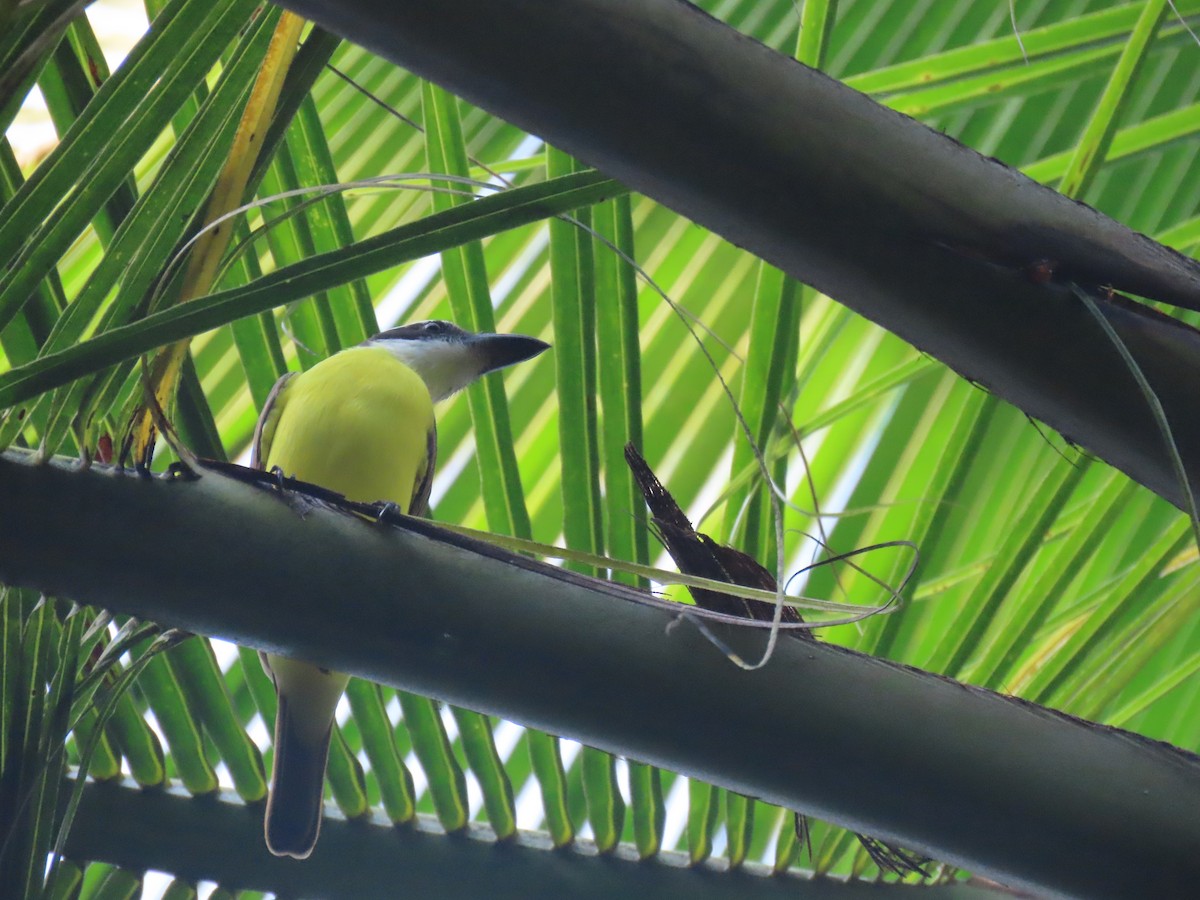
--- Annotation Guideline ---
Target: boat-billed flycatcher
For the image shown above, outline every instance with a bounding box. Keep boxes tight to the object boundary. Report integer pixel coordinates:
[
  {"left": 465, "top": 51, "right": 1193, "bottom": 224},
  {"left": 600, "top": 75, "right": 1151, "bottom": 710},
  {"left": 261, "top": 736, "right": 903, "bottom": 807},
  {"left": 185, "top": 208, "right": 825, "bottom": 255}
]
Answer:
[{"left": 251, "top": 320, "right": 549, "bottom": 858}]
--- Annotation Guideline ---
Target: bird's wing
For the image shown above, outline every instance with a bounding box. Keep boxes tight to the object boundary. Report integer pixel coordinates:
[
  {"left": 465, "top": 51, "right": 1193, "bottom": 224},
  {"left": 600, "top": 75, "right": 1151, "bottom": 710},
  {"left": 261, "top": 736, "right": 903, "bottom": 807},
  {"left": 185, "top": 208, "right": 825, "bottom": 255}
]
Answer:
[
  {"left": 250, "top": 372, "right": 296, "bottom": 470},
  {"left": 409, "top": 423, "right": 437, "bottom": 517}
]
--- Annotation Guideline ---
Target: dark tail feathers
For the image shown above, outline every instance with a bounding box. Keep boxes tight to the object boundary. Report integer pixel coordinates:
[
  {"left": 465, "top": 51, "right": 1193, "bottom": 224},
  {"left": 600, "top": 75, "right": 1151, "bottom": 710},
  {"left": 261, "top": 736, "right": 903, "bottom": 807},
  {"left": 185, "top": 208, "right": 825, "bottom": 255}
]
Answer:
[{"left": 264, "top": 694, "right": 331, "bottom": 859}]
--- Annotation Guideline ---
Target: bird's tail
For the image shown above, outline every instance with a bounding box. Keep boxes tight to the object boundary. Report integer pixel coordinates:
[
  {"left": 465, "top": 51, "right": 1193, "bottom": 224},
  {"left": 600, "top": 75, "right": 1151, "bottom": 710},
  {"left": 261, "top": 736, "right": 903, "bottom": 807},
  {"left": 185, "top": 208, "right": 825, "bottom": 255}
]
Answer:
[{"left": 264, "top": 693, "right": 332, "bottom": 859}]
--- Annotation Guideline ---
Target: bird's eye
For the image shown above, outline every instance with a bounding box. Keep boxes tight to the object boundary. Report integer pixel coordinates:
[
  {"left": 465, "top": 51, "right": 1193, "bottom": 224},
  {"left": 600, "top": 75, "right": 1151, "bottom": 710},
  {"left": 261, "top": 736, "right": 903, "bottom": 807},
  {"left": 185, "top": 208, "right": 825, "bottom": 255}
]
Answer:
[{"left": 423, "top": 321, "right": 445, "bottom": 333}]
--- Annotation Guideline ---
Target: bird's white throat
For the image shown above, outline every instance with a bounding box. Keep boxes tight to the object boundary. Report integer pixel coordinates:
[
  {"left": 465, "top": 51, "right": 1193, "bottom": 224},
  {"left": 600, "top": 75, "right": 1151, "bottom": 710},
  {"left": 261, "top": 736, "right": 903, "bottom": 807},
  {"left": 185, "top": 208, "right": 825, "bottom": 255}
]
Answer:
[{"left": 370, "top": 338, "right": 481, "bottom": 403}]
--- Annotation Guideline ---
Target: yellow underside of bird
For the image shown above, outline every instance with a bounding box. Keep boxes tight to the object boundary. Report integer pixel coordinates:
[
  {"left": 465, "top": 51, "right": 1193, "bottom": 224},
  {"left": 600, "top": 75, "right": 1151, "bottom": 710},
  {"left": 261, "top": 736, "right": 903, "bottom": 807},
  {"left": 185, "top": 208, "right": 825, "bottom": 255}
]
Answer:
[
  {"left": 257, "top": 345, "right": 435, "bottom": 858},
  {"left": 262, "top": 345, "right": 435, "bottom": 509}
]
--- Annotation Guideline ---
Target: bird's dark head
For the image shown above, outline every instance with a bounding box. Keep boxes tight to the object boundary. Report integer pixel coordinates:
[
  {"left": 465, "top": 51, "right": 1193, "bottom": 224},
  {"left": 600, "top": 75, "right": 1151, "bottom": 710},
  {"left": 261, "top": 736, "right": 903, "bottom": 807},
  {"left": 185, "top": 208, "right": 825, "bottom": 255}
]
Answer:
[{"left": 368, "top": 320, "right": 549, "bottom": 401}]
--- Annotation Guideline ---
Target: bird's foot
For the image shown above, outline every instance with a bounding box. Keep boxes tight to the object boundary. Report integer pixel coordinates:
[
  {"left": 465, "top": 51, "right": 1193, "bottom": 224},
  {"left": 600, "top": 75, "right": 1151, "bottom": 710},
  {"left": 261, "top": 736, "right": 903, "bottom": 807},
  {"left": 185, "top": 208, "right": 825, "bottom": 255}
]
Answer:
[{"left": 375, "top": 501, "right": 402, "bottom": 524}]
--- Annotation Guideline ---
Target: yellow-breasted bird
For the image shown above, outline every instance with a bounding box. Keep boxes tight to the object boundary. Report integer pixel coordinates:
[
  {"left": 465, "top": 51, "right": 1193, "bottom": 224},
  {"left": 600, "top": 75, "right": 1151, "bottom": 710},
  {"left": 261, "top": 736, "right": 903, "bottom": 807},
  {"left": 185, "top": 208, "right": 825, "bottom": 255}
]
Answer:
[{"left": 250, "top": 319, "right": 549, "bottom": 858}]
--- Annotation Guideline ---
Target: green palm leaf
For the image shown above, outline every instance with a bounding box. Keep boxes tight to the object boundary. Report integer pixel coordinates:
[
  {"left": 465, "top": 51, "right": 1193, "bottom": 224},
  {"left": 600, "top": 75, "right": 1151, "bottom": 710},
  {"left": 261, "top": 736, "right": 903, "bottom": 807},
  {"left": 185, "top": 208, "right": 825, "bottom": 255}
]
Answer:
[{"left": 3, "top": 1, "right": 1200, "bottom": 896}]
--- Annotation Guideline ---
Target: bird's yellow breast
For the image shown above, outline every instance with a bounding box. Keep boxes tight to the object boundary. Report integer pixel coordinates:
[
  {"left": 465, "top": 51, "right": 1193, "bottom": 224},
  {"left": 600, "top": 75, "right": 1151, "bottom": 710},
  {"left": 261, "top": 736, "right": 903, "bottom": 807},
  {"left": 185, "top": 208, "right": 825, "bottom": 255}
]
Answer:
[{"left": 264, "top": 347, "right": 434, "bottom": 511}]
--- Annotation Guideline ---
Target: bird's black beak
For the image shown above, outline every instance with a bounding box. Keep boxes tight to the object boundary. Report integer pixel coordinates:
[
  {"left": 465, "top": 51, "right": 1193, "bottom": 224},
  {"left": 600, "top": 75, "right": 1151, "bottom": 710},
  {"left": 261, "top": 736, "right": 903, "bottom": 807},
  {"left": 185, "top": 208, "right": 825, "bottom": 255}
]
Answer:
[{"left": 472, "top": 333, "right": 551, "bottom": 375}]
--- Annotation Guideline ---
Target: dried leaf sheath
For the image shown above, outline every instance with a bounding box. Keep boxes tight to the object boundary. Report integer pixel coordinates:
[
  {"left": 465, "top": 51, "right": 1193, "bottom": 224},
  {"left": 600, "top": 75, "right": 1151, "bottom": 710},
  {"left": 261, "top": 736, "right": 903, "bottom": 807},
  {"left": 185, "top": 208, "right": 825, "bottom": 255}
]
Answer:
[{"left": 623, "top": 443, "right": 810, "bottom": 633}]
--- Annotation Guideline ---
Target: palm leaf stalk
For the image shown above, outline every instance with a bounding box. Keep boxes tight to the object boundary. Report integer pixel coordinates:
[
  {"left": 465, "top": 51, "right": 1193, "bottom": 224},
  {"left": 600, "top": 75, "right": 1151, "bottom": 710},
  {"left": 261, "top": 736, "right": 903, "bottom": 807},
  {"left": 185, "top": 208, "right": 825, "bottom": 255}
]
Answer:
[{"left": 1, "top": 450, "right": 1198, "bottom": 898}]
